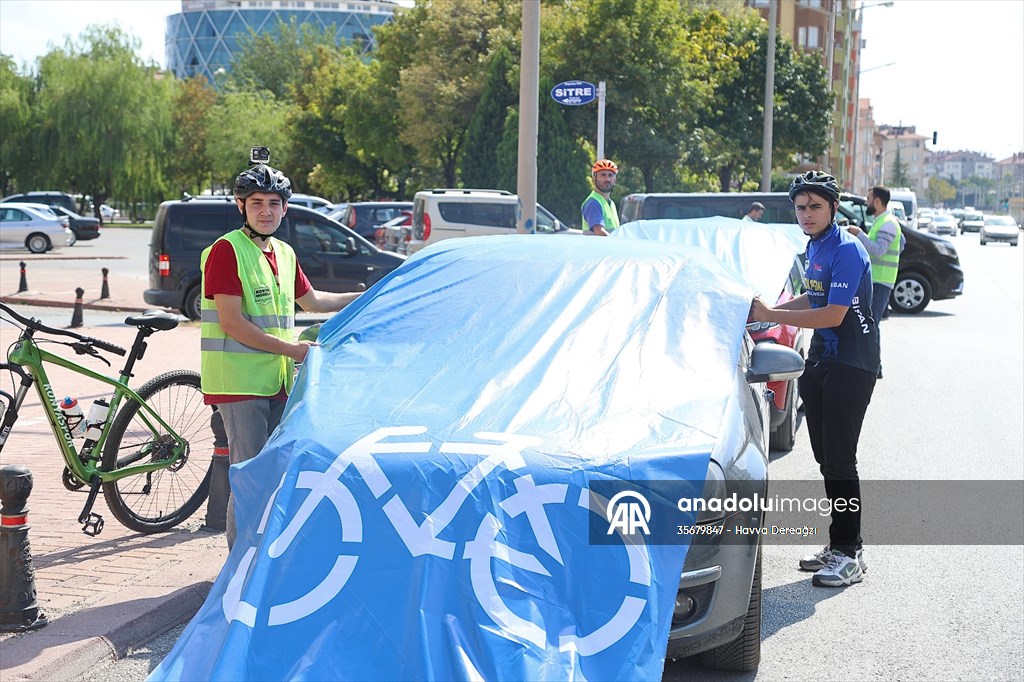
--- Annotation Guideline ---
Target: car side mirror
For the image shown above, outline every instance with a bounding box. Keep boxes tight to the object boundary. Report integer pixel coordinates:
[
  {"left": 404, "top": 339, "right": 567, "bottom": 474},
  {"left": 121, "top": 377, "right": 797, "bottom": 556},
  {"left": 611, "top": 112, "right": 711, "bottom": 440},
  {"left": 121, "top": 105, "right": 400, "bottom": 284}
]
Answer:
[
  {"left": 345, "top": 237, "right": 357, "bottom": 255},
  {"left": 746, "top": 343, "right": 804, "bottom": 384}
]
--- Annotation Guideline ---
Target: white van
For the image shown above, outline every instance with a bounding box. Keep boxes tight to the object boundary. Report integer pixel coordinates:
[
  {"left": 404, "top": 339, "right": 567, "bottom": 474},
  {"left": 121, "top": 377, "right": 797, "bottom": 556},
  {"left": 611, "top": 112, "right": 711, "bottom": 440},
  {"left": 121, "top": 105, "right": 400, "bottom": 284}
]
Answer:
[
  {"left": 405, "top": 189, "right": 569, "bottom": 254},
  {"left": 888, "top": 189, "right": 918, "bottom": 230}
]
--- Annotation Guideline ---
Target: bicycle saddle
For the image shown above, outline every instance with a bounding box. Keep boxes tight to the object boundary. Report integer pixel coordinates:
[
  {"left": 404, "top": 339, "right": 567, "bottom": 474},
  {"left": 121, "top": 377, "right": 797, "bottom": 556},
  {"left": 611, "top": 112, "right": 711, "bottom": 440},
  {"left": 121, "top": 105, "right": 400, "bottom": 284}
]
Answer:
[{"left": 124, "top": 310, "right": 180, "bottom": 331}]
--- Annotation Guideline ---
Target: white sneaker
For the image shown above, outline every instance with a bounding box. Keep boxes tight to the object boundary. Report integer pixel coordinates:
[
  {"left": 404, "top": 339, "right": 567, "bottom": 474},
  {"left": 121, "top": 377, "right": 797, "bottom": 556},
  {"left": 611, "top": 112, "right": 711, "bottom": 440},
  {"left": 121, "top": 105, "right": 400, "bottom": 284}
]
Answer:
[
  {"left": 812, "top": 550, "right": 864, "bottom": 587},
  {"left": 800, "top": 545, "right": 867, "bottom": 573}
]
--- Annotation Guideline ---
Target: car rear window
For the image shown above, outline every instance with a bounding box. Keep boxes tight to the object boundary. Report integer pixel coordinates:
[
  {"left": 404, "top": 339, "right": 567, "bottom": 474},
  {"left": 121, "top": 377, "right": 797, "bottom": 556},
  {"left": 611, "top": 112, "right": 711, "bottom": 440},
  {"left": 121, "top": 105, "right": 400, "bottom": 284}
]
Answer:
[{"left": 438, "top": 201, "right": 516, "bottom": 228}]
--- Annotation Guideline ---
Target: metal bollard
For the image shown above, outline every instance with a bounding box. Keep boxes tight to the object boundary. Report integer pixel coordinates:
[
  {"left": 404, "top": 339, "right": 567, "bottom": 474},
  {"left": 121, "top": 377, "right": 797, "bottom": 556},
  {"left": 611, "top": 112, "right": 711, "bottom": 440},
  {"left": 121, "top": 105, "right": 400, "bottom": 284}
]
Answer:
[
  {"left": 0, "top": 464, "right": 48, "bottom": 632},
  {"left": 204, "top": 407, "right": 229, "bottom": 531},
  {"left": 100, "top": 267, "right": 110, "bottom": 299},
  {"left": 17, "top": 261, "right": 28, "bottom": 293},
  {"left": 69, "top": 287, "right": 84, "bottom": 328}
]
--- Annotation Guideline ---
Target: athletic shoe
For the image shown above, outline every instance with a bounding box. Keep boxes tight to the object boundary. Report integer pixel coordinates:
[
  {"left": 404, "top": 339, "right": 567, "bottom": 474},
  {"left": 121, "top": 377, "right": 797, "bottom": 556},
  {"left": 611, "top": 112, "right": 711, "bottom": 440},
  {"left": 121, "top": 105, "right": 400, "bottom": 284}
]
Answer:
[
  {"left": 800, "top": 545, "right": 867, "bottom": 573},
  {"left": 812, "top": 550, "right": 864, "bottom": 587},
  {"left": 799, "top": 545, "right": 832, "bottom": 572}
]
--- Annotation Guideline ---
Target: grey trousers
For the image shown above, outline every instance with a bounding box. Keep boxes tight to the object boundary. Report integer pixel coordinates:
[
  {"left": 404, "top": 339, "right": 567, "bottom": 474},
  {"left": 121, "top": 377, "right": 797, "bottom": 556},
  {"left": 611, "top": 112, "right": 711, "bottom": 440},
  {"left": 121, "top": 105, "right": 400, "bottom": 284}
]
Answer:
[{"left": 217, "top": 398, "right": 287, "bottom": 549}]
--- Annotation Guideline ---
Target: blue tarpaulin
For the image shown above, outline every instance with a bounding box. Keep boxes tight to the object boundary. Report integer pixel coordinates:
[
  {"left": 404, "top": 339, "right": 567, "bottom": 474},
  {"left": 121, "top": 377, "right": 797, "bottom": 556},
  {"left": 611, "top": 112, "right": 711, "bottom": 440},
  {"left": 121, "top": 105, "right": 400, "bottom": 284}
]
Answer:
[
  {"left": 151, "top": 235, "right": 756, "bottom": 681},
  {"left": 612, "top": 217, "right": 807, "bottom": 302}
]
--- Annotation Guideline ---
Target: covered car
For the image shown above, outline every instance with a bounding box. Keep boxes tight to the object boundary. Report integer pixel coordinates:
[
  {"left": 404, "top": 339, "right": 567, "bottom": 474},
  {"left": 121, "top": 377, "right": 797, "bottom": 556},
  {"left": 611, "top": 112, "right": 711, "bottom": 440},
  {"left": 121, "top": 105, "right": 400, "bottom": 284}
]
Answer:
[
  {"left": 152, "top": 236, "right": 801, "bottom": 680},
  {"left": 613, "top": 218, "right": 808, "bottom": 451}
]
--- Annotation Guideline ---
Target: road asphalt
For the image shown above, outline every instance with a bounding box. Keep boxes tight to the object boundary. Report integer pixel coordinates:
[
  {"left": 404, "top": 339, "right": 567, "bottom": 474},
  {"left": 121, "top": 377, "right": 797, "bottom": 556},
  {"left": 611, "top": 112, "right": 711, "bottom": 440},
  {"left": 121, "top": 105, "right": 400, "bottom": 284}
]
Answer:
[{"left": 0, "top": 252, "right": 227, "bottom": 681}]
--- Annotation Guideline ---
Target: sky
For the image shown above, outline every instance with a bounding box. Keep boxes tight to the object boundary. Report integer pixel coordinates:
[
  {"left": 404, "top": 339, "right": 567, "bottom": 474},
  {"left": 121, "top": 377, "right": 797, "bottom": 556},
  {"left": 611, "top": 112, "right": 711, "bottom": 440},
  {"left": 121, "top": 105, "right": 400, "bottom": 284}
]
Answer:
[{"left": 0, "top": 0, "right": 1021, "bottom": 161}]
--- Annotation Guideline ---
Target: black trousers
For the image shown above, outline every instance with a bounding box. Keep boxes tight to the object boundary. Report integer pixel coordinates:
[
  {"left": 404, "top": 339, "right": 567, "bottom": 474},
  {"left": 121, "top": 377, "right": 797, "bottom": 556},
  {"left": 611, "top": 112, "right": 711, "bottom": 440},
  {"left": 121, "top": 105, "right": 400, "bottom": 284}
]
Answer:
[{"left": 799, "top": 361, "right": 876, "bottom": 556}]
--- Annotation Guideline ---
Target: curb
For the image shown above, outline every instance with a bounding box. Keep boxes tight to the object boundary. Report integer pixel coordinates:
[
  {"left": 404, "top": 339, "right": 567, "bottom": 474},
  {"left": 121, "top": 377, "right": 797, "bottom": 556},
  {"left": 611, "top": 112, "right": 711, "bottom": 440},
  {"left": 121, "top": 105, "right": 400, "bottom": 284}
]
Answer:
[
  {"left": 0, "top": 540, "right": 224, "bottom": 681},
  {"left": 0, "top": 296, "right": 151, "bottom": 313}
]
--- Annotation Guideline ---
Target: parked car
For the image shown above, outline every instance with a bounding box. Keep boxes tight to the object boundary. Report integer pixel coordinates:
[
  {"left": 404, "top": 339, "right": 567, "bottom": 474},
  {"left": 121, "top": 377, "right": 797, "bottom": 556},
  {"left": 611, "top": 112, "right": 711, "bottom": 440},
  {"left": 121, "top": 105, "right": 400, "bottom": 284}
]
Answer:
[
  {"left": 150, "top": 235, "right": 804, "bottom": 679},
  {"left": 613, "top": 217, "right": 808, "bottom": 451},
  {"left": 376, "top": 209, "right": 412, "bottom": 250},
  {"left": 1, "top": 191, "right": 77, "bottom": 213},
  {"left": 288, "top": 193, "right": 333, "bottom": 212},
  {"left": 99, "top": 204, "right": 119, "bottom": 221},
  {"left": 0, "top": 203, "right": 73, "bottom": 253},
  {"left": 929, "top": 214, "right": 959, "bottom": 236},
  {"left": 49, "top": 205, "right": 101, "bottom": 241},
  {"left": 404, "top": 189, "right": 571, "bottom": 254},
  {"left": 338, "top": 201, "right": 414, "bottom": 241},
  {"left": 980, "top": 215, "right": 1019, "bottom": 246},
  {"left": 621, "top": 191, "right": 964, "bottom": 315},
  {"left": 143, "top": 196, "right": 406, "bottom": 320},
  {"left": 959, "top": 210, "right": 985, "bottom": 233},
  {"left": 887, "top": 201, "right": 909, "bottom": 228}
]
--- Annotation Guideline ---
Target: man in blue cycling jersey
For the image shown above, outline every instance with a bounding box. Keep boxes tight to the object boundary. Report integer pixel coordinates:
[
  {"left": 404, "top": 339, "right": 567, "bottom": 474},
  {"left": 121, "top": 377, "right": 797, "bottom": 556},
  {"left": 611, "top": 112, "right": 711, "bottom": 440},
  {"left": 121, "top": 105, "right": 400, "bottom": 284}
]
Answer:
[{"left": 750, "top": 170, "right": 879, "bottom": 587}]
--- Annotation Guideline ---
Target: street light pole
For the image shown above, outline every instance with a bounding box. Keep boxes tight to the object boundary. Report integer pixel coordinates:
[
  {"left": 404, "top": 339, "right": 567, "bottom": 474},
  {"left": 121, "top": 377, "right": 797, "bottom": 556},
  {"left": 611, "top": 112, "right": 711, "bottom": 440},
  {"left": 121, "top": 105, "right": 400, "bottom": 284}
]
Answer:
[
  {"left": 760, "top": 0, "right": 777, "bottom": 191},
  {"left": 516, "top": 0, "right": 540, "bottom": 234}
]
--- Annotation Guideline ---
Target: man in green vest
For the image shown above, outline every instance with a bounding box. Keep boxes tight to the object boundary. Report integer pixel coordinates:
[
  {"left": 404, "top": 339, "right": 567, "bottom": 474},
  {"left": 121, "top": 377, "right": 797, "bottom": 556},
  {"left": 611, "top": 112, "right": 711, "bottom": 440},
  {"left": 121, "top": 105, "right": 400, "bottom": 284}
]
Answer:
[
  {"left": 847, "top": 185, "right": 902, "bottom": 379},
  {"left": 201, "top": 163, "right": 361, "bottom": 547},
  {"left": 581, "top": 159, "right": 620, "bottom": 235}
]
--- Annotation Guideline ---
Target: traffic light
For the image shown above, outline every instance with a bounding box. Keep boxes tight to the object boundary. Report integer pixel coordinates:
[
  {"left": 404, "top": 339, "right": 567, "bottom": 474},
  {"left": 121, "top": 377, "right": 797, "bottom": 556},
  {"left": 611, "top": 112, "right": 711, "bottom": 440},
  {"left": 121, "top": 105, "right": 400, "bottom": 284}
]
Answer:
[{"left": 932, "top": 131, "right": 938, "bottom": 145}]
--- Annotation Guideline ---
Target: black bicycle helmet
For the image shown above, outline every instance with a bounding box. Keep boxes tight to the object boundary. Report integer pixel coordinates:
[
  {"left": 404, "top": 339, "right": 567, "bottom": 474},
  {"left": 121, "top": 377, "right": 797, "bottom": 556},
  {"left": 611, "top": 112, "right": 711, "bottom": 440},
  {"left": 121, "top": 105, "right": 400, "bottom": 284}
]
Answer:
[
  {"left": 234, "top": 164, "right": 293, "bottom": 200},
  {"left": 788, "top": 170, "right": 840, "bottom": 204}
]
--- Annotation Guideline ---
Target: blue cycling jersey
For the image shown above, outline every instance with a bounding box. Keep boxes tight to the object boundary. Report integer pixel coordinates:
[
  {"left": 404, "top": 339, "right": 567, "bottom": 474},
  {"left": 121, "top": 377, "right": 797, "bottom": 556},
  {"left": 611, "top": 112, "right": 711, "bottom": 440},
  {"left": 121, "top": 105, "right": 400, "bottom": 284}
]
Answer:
[{"left": 804, "top": 223, "right": 880, "bottom": 372}]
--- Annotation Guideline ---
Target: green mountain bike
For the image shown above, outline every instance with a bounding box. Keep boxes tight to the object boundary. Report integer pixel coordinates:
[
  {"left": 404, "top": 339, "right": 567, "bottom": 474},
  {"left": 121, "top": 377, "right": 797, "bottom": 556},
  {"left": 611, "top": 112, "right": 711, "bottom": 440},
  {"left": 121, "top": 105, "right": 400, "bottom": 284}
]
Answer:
[{"left": 0, "top": 302, "right": 213, "bottom": 536}]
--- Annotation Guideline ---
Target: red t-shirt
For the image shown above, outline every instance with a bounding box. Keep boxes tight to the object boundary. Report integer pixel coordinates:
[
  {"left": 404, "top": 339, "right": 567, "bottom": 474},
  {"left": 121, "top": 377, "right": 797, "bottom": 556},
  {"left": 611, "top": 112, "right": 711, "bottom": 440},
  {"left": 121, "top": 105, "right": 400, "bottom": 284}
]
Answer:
[{"left": 203, "top": 239, "right": 312, "bottom": 405}]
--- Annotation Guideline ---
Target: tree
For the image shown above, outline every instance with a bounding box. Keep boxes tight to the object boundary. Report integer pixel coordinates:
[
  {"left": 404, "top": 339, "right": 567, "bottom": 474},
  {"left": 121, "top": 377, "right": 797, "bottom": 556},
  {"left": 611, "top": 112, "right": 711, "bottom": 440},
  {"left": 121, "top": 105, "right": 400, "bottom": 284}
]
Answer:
[
  {"left": 545, "top": 0, "right": 697, "bottom": 191},
  {"left": 168, "top": 76, "right": 218, "bottom": 196},
  {"left": 461, "top": 46, "right": 517, "bottom": 189},
  {"left": 229, "top": 19, "right": 338, "bottom": 101},
  {"left": 33, "top": 26, "right": 175, "bottom": 216},
  {"left": 495, "top": 80, "right": 590, "bottom": 227},
  {"left": 376, "top": 0, "right": 519, "bottom": 186},
  {"left": 926, "top": 176, "right": 956, "bottom": 206},
  {"left": 686, "top": 9, "right": 833, "bottom": 191},
  {"left": 0, "top": 56, "right": 33, "bottom": 195},
  {"left": 205, "top": 91, "right": 296, "bottom": 191},
  {"left": 888, "top": 147, "right": 909, "bottom": 188}
]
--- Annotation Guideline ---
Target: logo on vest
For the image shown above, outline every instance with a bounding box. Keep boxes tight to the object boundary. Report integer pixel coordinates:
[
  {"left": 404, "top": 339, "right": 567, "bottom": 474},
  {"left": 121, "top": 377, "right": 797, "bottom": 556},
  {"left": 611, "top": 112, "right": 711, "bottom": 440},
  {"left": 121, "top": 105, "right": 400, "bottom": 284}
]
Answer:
[{"left": 253, "top": 286, "right": 272, "bottom": 306}]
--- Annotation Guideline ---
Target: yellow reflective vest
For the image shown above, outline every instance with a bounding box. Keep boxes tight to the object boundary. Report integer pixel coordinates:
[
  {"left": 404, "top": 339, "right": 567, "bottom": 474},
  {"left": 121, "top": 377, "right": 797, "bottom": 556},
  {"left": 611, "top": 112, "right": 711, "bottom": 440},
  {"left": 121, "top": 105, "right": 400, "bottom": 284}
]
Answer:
[
  {"left": 200, "top": 229, "right": 297, "bottom": 396},
  {"left": 867, "top": 212, "right": 902, "bottom": 286},
  {"left": 581, "top": 191, "right": 619, "bottom": 233}
]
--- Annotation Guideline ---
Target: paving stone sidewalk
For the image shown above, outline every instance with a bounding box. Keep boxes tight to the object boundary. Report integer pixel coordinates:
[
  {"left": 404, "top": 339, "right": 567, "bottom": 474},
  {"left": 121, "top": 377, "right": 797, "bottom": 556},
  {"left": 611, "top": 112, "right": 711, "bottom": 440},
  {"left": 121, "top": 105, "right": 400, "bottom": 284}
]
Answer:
[{"left": 0, "top": 277, "right": 227, "bottom": 680}]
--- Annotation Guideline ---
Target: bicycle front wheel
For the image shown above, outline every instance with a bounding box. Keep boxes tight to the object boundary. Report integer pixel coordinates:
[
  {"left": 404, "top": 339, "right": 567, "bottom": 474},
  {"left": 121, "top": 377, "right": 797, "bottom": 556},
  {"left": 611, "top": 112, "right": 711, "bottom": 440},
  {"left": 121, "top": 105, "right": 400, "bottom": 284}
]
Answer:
[{"left": 102, "top": 370, "right": 214, "bottom": 533}]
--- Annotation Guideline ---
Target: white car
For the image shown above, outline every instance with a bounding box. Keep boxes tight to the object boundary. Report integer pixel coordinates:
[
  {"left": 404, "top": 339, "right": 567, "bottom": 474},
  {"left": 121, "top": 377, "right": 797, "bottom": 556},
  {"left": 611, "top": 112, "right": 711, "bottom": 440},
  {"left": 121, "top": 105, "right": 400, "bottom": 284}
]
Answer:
[
  {"left": 99, "top": 204, "right": 119, "bottom": 221},
  {"left": 980, "top": 215, "right": 1019, "bottom": 246},
  {"left": 0, "top": 202, "right": 73, "bottom": 253}
]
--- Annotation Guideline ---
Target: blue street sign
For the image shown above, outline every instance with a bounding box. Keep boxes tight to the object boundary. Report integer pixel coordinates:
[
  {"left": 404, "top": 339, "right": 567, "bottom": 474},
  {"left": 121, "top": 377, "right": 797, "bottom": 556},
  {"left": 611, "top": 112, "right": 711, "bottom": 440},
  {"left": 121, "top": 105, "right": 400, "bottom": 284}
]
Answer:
[{"left": 551, "top": 80, "right": 596, "bottom": 106}]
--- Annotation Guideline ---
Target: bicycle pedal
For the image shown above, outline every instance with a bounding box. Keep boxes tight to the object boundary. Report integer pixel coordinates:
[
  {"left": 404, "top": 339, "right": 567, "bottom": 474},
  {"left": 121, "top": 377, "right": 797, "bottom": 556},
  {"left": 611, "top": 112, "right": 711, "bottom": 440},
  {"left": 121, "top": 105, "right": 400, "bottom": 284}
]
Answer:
[{"left": 81, "top": 513, "right": 104, "bottom": 536}]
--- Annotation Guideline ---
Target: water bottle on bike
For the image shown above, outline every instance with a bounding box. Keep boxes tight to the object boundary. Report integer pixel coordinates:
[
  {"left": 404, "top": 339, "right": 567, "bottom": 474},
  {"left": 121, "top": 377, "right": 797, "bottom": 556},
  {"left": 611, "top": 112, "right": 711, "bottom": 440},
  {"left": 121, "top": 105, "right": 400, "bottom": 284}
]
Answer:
[{"left": 60, "top": 396, "right": 86, "bottom": 436}]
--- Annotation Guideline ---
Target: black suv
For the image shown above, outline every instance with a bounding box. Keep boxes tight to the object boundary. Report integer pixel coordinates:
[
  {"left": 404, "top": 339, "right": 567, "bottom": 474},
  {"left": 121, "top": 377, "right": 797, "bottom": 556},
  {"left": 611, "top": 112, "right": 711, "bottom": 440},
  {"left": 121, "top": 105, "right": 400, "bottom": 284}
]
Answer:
[
  {"left": 338, "top": 202, "right": 414, "bottom": 240},
  {"left": 1, "top": 191, "right": 77, "bottom": 213},
  {"left": 620, "top": 192, "right": 964, "bottom": 314},
  {"left": 144, "top": 196, "right": 406, "bottom": 320}
]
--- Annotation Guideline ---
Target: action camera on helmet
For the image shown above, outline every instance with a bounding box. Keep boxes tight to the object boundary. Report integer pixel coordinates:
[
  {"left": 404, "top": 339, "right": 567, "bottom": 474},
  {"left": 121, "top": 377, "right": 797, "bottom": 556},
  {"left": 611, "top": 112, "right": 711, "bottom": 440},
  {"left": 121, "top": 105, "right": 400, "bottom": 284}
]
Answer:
[{"left": 250, "top": 146, "right": 271, "bottom": 165}]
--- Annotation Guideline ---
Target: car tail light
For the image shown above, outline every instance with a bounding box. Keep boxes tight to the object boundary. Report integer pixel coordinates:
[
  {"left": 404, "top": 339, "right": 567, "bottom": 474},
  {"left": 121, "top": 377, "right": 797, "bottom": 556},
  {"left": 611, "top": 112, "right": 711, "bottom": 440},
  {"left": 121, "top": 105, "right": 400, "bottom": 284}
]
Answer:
[
  {"left": 158, "top": 253, "right": 170, "bottom": 277},
  {"left": 422, "top": 214, "right": 431, "bottom": 241}
]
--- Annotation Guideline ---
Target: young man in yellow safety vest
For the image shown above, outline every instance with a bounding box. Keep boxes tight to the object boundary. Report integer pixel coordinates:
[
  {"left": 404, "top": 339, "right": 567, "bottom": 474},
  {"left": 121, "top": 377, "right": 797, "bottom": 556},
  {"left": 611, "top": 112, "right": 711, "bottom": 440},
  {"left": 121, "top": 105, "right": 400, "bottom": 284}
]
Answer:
[
  {"left": 581, "top": 159, "right": 620, "bottom": 236},
  {"left": 846, "top": 185, "right": 902, "bottom": 379},
  {"left": 200, "top": 163, "right": 361, "bottom": 548}
]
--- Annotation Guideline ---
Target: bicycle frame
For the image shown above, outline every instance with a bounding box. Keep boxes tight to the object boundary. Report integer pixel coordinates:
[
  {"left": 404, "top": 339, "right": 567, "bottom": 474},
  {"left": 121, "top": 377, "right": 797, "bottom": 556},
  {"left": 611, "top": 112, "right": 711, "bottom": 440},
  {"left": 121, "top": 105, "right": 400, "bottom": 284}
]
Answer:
[{"left": 2, "top": 334, "right": 187, "bottom": 485}]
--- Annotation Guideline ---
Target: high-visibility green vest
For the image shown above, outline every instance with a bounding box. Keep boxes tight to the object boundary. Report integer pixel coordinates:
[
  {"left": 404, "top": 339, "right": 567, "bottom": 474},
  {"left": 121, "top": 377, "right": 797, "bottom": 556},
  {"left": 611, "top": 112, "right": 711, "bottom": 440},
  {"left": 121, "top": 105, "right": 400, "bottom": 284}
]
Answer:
[
  {"left": 867, "top": 211, "right": 902, "bottom": 286},
  {"left": 200, "top": 229, "right": 297, "bottom": 396},
  {"left": 581, "top": 191, "right": 619, "bottom": 233}
]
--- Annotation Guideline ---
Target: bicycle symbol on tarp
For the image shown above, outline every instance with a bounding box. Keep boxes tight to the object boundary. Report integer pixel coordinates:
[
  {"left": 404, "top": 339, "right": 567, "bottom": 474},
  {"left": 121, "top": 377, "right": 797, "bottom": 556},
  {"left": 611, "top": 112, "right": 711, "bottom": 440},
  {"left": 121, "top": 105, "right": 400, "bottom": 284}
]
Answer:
[{"left": 222, "top": 426, "right": 651, "bottom": 656}]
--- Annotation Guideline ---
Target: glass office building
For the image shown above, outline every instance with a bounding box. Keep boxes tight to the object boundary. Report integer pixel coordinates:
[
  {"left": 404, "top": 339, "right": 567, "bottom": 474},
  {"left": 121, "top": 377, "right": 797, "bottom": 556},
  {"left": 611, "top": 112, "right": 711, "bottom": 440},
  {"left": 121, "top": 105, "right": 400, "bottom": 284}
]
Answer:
[{"left": 166, "top": 0, "right": 398, "bottom": 83}]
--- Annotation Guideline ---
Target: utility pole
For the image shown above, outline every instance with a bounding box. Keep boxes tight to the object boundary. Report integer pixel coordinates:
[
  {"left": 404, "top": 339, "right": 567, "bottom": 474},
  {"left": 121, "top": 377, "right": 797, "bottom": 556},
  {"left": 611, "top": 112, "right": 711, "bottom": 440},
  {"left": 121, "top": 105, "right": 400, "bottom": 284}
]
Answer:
[
  {"left": 760, "top": 0, "right": 777, "bottom": 191},
  {"left": 516, "top": 0, "right": 540, "bottom": 234}
]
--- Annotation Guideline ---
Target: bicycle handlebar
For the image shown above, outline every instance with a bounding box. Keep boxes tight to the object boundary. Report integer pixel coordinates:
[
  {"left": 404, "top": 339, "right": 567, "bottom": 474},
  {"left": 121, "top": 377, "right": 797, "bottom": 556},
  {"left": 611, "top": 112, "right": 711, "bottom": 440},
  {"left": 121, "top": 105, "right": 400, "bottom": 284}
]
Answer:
[{"left": 0, "top": 301, "right": 127, "bottom": 357}]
